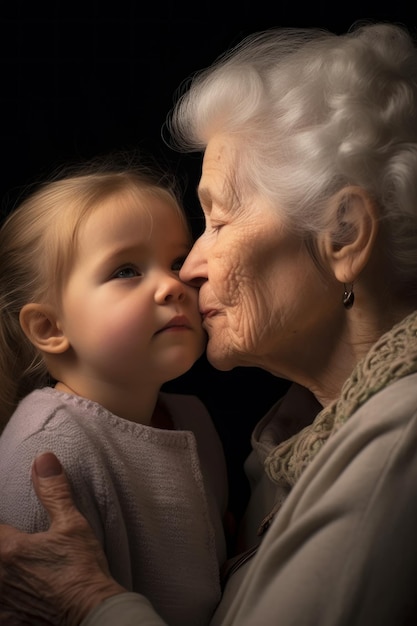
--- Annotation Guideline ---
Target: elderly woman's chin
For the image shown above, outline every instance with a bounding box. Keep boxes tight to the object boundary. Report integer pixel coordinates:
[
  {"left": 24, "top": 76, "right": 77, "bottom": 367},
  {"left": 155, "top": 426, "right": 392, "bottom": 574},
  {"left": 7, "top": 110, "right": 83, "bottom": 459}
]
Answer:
[{"left": 205, "top": 338, "right": 246, "bottom": 371}]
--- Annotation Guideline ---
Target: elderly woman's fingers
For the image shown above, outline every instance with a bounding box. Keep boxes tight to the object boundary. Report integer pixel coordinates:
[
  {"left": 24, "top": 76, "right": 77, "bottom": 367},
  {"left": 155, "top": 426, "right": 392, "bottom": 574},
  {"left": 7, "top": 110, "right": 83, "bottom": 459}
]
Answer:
[
  {"left": 0, "top": 453, "right": 125, "bottom": 625},
  {"left": 31, "top": 452, "right": 81, "bottom": 527}
]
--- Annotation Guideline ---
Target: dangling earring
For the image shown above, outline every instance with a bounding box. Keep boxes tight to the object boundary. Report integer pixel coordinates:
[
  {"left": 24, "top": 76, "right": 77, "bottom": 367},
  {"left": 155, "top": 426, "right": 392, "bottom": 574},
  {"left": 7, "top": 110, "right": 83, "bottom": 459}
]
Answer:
[{"left": 343, "top": 283, "right": 354, "bottom": 309}]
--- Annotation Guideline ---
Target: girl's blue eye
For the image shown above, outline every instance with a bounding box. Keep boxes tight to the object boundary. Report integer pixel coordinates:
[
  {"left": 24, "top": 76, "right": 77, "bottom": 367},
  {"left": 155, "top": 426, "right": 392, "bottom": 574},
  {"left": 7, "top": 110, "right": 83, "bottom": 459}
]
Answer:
[{"left": 113, "top": 267, "right": 140, "bottom": 279}]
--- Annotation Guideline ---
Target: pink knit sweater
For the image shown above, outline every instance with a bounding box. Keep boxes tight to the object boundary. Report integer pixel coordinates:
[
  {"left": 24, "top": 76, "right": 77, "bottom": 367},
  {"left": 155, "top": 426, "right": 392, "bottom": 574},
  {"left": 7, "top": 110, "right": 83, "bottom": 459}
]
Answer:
[{"left": 0, "top": 388, "right": 228, "bottom": 626}]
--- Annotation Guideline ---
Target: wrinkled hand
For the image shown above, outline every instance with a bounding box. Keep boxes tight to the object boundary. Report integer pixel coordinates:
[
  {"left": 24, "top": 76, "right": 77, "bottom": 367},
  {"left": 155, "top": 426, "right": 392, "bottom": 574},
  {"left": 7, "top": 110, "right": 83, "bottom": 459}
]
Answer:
[{"left": 0, "top": 452, "right": 125, "bottom": 626}]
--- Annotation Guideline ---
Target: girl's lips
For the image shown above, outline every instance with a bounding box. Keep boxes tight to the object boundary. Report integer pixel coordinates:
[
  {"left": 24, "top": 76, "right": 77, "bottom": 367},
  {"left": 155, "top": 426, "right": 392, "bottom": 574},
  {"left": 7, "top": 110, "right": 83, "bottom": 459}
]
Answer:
[{"left": 156, "top": 315, "right": 191, "bottom": 333}]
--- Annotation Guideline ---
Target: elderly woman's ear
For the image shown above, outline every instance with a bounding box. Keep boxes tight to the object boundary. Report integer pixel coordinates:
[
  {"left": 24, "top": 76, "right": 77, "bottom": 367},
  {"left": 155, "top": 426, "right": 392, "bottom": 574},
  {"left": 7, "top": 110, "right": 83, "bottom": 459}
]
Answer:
[{"left": 322, "top": 186, "right": 379, "bottom": 284}]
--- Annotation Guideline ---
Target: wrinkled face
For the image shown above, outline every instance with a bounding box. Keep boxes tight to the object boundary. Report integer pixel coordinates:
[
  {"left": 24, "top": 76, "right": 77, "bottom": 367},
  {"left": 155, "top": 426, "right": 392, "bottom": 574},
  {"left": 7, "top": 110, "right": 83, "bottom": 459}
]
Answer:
[
  {"left": 180, "top": 135, "right": 339, "bottom": 379},
  {"left": 58, "top": 191, "right": 206, "bottom": 389}
]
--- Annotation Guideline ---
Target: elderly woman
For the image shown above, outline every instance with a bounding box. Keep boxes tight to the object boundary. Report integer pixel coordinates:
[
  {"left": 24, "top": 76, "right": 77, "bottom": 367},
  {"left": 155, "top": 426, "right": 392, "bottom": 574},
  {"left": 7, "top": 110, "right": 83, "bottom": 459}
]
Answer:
[{"left": 1, "top": 21, "right": 417, "bottom": 626}]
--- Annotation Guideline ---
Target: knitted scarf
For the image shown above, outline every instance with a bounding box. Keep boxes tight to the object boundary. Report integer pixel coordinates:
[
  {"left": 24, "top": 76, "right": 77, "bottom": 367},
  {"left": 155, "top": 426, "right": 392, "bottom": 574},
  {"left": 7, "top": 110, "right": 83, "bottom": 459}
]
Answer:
[{"left": 265, "top": 310, "right": 417, "bottom": 488}]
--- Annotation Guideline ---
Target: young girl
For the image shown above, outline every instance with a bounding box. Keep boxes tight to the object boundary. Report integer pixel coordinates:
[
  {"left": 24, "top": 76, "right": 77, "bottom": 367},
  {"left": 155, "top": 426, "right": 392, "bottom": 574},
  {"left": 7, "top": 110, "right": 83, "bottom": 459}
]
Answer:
[{"left": 0, "top": 158, "right": 228, "bottom": 626}]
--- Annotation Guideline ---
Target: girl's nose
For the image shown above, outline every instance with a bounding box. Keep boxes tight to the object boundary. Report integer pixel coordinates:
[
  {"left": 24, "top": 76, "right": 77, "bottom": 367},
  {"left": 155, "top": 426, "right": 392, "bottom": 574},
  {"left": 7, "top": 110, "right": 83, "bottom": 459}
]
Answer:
[{"left": 154, "top": 273, "right": 186, "bottom": 303}]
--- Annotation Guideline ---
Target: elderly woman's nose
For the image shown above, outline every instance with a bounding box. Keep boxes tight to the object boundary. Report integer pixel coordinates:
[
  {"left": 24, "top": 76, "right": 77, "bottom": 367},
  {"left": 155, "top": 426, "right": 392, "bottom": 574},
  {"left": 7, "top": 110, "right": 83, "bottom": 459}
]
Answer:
[{"left": 180, "top": 239, "right": 207, "bottom": 287}]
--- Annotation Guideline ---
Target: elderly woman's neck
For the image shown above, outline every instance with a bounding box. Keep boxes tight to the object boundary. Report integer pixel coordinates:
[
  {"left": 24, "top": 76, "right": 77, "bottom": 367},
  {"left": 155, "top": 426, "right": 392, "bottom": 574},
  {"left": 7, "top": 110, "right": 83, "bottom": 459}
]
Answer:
[
  {"left": 263, "top": 305, "right": 414, "bottom": 410},
  {"left": 306, "top": 304, "right": 416, "bottom": 408}
]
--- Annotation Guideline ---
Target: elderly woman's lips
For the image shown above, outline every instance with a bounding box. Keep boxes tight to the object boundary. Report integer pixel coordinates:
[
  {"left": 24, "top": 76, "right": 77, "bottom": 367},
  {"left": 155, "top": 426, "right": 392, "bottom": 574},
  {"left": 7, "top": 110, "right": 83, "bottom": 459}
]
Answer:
[{"left": 201, "top": 309, "right": 218, "bottom": 321}]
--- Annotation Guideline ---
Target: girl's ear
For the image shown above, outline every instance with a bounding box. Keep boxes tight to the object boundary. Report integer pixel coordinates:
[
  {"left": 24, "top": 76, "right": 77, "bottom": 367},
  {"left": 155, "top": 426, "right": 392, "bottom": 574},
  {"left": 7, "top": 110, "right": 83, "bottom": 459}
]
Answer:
[
  {"left": 19, "top": 304, "right": 70, "bottom": 354},
  {"left": 322, "top": 186, "right": 379, "bottom": 283}
]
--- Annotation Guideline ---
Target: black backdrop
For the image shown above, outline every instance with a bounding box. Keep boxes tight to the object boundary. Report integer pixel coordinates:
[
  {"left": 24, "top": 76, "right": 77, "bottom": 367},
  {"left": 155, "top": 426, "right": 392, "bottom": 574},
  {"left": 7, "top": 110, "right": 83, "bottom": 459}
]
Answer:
[{"left": 1, "top": 1, "right": 416, "bottom": 518}]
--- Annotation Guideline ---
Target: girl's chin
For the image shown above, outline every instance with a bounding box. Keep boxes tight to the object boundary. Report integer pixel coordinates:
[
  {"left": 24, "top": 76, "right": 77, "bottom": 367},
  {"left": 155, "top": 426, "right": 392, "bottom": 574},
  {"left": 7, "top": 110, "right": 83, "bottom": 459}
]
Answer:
[{"left": 161, "top": 354, "right": 204, "bottom": 380}]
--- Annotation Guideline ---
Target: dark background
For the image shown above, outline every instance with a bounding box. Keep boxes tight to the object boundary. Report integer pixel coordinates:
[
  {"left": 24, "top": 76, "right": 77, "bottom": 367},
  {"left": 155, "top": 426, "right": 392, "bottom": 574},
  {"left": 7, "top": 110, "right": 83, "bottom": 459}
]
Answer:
[{"left": 1, "top": 1, "right": 416, "bottom": 519}]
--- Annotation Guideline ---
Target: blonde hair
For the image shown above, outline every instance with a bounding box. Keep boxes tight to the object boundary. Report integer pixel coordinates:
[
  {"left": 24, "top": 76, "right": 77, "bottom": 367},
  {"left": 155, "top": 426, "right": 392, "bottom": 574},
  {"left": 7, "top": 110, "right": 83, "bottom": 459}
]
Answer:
[{"left": 0, "top": 157, "right": 187, "bottom": 429}]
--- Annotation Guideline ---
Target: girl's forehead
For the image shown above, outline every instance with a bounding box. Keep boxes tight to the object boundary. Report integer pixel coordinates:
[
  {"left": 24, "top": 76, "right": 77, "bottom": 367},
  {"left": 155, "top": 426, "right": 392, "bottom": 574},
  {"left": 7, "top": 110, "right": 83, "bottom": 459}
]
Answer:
[
  {"left": 78, "top": 189, "right": 188, "bottom": 243},
  {"left": 97, "top": 185, "right": 181, "bottom": 216}
]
